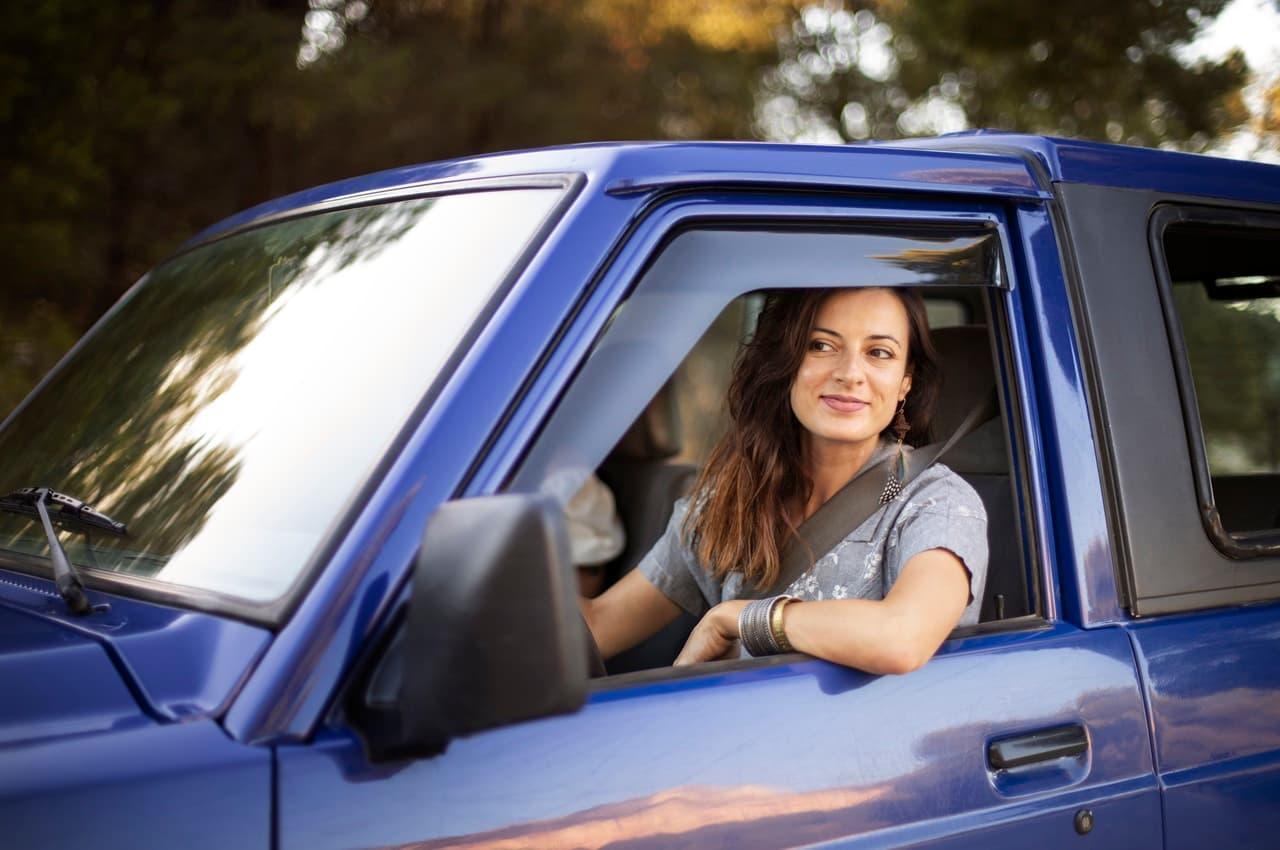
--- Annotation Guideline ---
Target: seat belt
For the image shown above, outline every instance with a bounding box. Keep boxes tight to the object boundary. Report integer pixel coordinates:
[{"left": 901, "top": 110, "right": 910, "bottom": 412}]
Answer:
[{"left": 742, "top": 388, "right": 999, "bottom": 598}]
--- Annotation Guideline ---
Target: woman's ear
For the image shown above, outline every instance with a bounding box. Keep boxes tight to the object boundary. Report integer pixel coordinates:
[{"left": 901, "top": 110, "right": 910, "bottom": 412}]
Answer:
[{"left": 899, "top": 371, "right": 913, "bottom": 400}]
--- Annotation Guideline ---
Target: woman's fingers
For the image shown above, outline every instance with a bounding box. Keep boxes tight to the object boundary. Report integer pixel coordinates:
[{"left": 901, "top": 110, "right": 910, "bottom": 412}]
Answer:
[
  {"left": 674, "top": 622, "right": 731, "bottom": 665},
  {"left": 674, "top": 602, "right": 743, "bottom": 665}
]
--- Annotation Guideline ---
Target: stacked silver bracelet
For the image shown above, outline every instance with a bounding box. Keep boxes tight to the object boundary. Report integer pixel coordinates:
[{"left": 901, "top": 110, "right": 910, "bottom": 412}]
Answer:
[{"left": 738, "top": 595, "right": 796, "bottom": 657}]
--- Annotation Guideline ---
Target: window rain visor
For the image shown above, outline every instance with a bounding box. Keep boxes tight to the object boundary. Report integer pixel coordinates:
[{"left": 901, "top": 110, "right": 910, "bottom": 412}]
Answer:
[{"left": 0, "top": 187, "right": 563, "bottom": 605}]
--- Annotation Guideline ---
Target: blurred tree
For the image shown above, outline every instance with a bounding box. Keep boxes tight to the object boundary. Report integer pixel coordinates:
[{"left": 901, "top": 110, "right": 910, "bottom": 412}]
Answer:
[
  {"left": 1172, "top": 285, "right": 1280, "bottom": 477},
  {"left": 760, "top": 0, "right": 1250, "bottom": 147},
  {"left": 0, "top": 0, "right": 1263, "bottom": 419},
  {"left": 1260, "top": 76, "right": 1280, "bottom": 136},
  {"left": 0, "top": 0, "right": 796, "bottom": 414},
  {"left": 1, "top": 0, "right": 313, "bottom": 418},
  {"left": 292, "top": 0, "right": 793, "bottom": 166}
]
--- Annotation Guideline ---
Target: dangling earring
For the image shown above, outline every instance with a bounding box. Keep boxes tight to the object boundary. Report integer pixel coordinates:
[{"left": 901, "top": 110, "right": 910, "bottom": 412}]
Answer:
[
  {"left": 880, "top": 399, "right": 909, "bottom": 504},
  {"left": 891, "top": 398, "right": 910, "bottom": 443}
]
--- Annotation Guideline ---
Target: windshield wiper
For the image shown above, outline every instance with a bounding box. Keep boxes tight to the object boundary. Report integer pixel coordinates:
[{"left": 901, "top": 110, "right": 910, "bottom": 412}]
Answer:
[{"left": 0, "top": 487, "right": 128, "bottom": 615}]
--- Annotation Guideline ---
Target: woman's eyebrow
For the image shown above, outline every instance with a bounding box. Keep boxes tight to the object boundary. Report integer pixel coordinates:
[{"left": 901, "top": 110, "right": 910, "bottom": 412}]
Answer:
[{"left": 811, "top": 328, "right": 902, "bottom": 345}]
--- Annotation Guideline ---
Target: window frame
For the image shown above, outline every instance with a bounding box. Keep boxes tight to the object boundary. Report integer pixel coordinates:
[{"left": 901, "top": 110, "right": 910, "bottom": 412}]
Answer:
[
  {"left": 476, "top": 192, "right": 1050, "bottom": 684},
  {"left": 509, "top": 222, "right": 1006, "bottom": 492},
  {"left": 1149, "top": 203, "right": 1280, "bottom": 559},
  {"left": 469, "top": 192, "right": 1026, "bottom": 494}
]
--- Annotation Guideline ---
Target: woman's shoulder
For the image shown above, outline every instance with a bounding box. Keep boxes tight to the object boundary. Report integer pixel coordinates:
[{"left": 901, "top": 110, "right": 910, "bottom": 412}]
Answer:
[
  {"left": 898, "top": 458, "right": 987, "bottom": 521},
  {"left": 670, "top": 492, "right": 698, "bottom": 524}
]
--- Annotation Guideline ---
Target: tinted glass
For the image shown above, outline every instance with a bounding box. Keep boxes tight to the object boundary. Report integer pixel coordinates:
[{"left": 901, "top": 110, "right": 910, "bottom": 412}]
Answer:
[
  {"left": 1172, "top": 284, "right": 1280, "bottom": 475},
  {"left": 1165, "top": 220, "right": 1280, "bottom": 534},
  {"left": 0, "top": 188, "right": 562, "bottom": 603}
]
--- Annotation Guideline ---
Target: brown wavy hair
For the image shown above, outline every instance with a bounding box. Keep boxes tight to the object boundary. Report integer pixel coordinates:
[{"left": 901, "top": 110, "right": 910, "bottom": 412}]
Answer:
[{"left": 683, "top": 287, "right": 940, "bottom": 590}]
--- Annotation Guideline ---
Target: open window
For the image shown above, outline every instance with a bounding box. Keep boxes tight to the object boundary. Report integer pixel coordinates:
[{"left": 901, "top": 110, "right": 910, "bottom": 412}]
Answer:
[{"left": 508, "top": 218, "right": 1038, "bottom": 676}]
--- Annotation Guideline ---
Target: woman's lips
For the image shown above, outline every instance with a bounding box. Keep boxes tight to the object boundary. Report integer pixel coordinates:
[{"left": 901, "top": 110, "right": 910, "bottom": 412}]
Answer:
[{"left": 820, "top": 395, "right": 867, "bottom": 413}]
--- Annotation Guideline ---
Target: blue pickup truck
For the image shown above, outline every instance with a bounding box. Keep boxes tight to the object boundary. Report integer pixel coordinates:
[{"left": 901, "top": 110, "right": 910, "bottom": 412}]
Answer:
[{"left": 2, "top": 134, "right": 1279, "bottom": 848}]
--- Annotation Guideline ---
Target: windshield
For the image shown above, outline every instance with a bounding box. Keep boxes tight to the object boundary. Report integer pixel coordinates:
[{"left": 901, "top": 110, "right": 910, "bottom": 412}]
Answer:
[{"left": 0, "top": 186, "right": 563, "bottom": 605}]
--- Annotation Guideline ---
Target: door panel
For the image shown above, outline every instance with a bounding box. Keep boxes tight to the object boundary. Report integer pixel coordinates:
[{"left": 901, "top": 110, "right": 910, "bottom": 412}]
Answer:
[
  {"left": 278, "top": 194, "right": 1158, "bottom": 849},
  {"left": 278, "top": 626, "right": 1158, "bottom": 849},
  {"left": 1128, "top": 603, "right": 1280, "bottom": 849}
]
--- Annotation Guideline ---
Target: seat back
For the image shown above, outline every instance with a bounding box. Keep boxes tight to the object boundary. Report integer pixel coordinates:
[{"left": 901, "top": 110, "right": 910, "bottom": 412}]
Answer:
[{"left": 931, "top": 326, "right": 1029, "bottom": 621}]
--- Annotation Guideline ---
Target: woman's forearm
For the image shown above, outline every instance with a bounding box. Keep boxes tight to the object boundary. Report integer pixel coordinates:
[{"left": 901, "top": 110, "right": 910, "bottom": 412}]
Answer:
[
  {"left": 781, "top": 599, "right": 930, "bottom": 674},
  {"left": 783, "top": 549, "right": 971, "bottom": 674},
  {"left": 680, "top": 596, "right": 939, "bottom": 673},
  {"left": 582, "top": 569, "right": 683, "bottom": 660}
]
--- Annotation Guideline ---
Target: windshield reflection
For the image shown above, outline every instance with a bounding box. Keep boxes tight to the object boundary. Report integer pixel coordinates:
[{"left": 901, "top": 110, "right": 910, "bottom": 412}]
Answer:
[{"left": 0, "top": 188, "right": 561, "bottom": 602}]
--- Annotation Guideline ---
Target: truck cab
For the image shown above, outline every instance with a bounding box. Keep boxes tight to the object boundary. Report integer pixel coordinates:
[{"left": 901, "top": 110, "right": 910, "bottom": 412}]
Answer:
[{"left": 1, "top": 134, "right": 1278, "bottom": 848}]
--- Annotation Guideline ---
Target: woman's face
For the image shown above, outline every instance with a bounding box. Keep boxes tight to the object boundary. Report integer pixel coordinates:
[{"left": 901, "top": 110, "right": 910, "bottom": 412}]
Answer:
[{"left": 789, "top": 288, "right": 913, "bottom": 454}]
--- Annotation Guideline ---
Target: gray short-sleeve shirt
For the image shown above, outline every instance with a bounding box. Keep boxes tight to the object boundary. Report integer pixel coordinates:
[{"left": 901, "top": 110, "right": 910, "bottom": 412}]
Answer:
[{"left": 638, "top": 442, "right": 990, "bottom": 626}]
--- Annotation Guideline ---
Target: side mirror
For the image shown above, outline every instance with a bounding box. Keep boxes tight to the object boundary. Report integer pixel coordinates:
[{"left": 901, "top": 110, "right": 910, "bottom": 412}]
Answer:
[{"left": 355, "top": 493, "right": 588, "bottom": 761}]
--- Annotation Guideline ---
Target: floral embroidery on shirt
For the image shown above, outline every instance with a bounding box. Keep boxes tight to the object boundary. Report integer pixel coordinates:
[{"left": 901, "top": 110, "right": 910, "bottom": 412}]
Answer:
[
  {"left": 636, "top": 450, "right": 990, "bottom": 627},
  {"left": 862, "top": 550, "right": 882, "bottom": 579}
]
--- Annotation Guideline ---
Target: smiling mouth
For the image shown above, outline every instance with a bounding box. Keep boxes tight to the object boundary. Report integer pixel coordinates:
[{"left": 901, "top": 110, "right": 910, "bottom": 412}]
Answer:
[{"left": 820, "top": 395, "right": 868, "bottom": 413}]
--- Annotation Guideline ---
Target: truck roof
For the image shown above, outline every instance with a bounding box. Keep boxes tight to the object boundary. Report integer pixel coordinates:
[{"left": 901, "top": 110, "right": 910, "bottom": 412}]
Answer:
[
  {"left": 188, "top": 134, "right": 1280, "bottom": 248},
  {"left": 886, "top": 131, "right": 1280, "bottom": 205}
]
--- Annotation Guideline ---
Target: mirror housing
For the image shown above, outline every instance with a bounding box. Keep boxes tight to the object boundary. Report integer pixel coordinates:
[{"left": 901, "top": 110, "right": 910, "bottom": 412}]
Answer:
[{"left": 355, "top": 493, "right": 588, "bottom": 761}]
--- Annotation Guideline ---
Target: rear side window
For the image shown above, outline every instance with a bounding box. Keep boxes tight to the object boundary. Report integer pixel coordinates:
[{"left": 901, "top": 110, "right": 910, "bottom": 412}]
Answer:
[{"left": 1154, "top": 206, "right": 1280, "bottom": 554}]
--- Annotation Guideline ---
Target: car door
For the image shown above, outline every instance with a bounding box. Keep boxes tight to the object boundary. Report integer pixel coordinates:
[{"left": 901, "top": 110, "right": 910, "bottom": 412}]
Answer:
[
  {"left": 1060, "top": 186, "right": 1280, "bottom": 849},
  {"left": 276, "top": 191, "right": 1162, "bottom": 849}
]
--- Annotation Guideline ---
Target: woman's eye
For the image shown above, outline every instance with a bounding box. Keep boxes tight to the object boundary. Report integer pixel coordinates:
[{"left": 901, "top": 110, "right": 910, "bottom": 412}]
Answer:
[
  {"left": 809, "top": 339, "right": 834, "bottom": 352},
  {"left": 869, "top": 347, "right": 894, "bottom": 359}
]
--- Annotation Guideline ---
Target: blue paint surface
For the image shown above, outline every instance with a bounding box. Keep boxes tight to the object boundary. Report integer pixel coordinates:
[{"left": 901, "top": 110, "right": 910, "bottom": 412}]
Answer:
[
  {"left": 0, "top": 568, "right": 269, "bottom": 722},
  {"left": 3, "top": 719, "right": 270, "bottom": 849},
  {"left": 1127, "top": 602, "right": 1280, "bottom": 850},
  {"left": 884, "top": 131, "right": 1280, "bottom": 205},
  {"left": 6, "top": 135, "right": 1280, "bottom": 847},
  {"left": 278, "top": 626, "right": 1159, "bottom": 848}
]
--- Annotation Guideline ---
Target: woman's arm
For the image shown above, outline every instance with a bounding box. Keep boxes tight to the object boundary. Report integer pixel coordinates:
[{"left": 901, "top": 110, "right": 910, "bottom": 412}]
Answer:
[
  {"left": 674, "top": 547, "right": 971, "bottom": 673},
  {"left": 580, "top": 568, "right": 684, "bottom": 660}
]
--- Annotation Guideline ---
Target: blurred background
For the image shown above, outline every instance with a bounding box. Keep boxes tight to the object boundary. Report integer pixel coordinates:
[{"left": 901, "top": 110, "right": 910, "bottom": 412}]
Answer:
[{"left": 3, "top": 0, "right": 1278, "bottom": 417}]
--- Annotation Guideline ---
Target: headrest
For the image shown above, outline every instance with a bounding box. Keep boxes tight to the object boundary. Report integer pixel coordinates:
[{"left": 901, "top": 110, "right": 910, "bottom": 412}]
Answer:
[
  {"left": 610, "top": 379, "right": 683, "bottom": 461},
  {"left": 930, "top": 325, "right": 1006, "bottom": 475}
]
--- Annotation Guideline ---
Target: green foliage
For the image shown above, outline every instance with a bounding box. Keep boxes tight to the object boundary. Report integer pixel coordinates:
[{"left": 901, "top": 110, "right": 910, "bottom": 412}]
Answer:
[
  {"left": 1174, "top": 285, "right": 1280, "bottom": 472},
  {"left": 0, "top": 0, "right": 1261, "bottom": 420},
  {"left": 763, "top": 0, "right": 1249, "bottom": 146},
  {"left": 0, "top": 304, "right": 78, "bottom": 416},
  {"left": 0, "top": 0, "right": 787, "bottom": 416}
]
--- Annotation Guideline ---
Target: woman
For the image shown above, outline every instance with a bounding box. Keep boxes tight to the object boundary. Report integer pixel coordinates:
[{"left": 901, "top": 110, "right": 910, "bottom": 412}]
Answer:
[{"left": 581, "top": 287, "right": 988, "bottom": 674}]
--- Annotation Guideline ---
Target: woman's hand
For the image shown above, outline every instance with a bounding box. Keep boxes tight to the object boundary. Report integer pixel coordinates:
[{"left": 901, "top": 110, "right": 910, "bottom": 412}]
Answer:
[{"left": 674, "top": 600, "right": 748, "bottom": 665}]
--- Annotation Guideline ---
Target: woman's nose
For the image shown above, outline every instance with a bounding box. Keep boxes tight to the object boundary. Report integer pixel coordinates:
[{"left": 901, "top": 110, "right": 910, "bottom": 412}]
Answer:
[{"left": 833, "top": 352, "right": 864, "bottom": 385}]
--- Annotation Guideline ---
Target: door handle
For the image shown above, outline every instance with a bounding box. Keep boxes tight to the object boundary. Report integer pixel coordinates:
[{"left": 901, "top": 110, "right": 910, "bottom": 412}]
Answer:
[{"left": 988, "top": 724, "right": 1088, "bottom": 770}]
